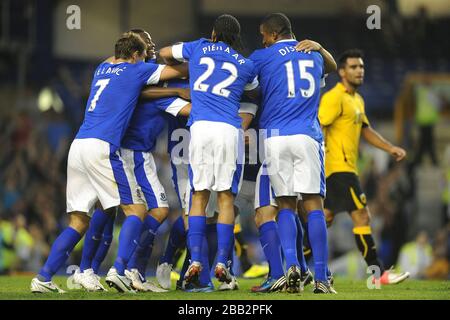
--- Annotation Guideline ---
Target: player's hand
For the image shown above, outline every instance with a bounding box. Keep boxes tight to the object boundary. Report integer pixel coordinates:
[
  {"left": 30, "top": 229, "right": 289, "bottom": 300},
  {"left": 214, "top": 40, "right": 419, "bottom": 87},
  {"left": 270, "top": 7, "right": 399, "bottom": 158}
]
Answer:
[
  {"left": 295, "top": 39, "right": 322, "bottom": 53},
  {"left": 178, "top": 88, "right": 191, "bottom": 101},
  {"left": 389, "top": 146, "right": 407, "bottom": 162}
]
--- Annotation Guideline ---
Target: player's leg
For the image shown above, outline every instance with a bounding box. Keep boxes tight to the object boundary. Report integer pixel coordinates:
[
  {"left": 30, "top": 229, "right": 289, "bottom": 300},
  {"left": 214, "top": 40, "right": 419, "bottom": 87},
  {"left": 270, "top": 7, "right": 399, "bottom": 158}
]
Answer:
[
  {"left": 157, "top": 214, "right": 186, "bottom": 288},
  {"left": 211, "top": 122, "right": 241, "bottom": 284},
  {"left": 186, "top": 189, "right": 210, "bottom": 285},
  {"left": 79, "top": 207, "right": 115, "bottom": 273},
  {"left": 302, "top": 195, "right": 335, "bottom": 294},
  {"left": 265, "top": 135, "right": 302, "bottom": 293},
  {"left": 114, "top": 149, "right": 168, "bottom": 291},
  {"left": 74, "top": 206, "right": 115, "bottom": 292},
  {"left": 184, "top": 121, "right": 214, "bottom": 285},
  {"left": 91, "top": 209, "right": 116, "bottom": 274},
  {"left": 95, "top": 144, "right": 147, "bottom": 292},
  {"left": 252, "top": 205, "right": 286, "bottom": 293},
  {"left": 293, "top": 135, "right": 335, "bottom": 294},
  {"left": 31, "top": 212, "right": 90, "bottom": 293},
  {"left": 126, "top": 207, "right": 169, "bottom": 292},
  {"left": 276, "top": 196, "right": 303, "bottom": 292},
  {"left": 31, "top": 139, "right": 97, "bottom": 293},
  {"left": 351, "top": 206, "right": 409, "bottom": 284},
  {"left": 157, "top": 162, "right": 189, "bottom": 289},
  {"left": 215, "top": 190, "right": 235, "bottom": 282}
]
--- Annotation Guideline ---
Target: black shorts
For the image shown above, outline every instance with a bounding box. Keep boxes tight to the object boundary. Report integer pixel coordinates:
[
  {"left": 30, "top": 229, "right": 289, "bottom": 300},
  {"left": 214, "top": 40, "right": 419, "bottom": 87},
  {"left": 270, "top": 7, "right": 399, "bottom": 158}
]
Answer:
[{"left": 324, "top": 172, "right": 367, "bottom": 213}]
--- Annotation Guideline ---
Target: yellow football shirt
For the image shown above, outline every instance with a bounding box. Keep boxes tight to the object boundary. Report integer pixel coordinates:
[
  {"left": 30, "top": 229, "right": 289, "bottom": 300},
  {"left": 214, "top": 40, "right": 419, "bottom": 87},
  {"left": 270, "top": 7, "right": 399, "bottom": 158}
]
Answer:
[{"left": 319, "top": 82, "right": 370, "bottom": 177}]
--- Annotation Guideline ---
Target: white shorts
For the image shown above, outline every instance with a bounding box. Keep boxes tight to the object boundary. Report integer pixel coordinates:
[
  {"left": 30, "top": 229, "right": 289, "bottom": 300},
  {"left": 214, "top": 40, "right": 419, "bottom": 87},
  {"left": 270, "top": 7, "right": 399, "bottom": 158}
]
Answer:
[
  {"left": 254, "top": 163, "right": 277, "bottom": 209},
  {"left": 189, "top": 121, "right": 243, "bottom": 192},
  {"left": 121, "top": 148, "right": 168, "bottom": 210},
  {"left": 182, "top": 162, "right": 244, "bottom": 219},
  {"left": 264, "top": 134, "right": 326, "bottom": 197},
  {"left": 66, "top": 138, "right": 144, "bottom": 215}
]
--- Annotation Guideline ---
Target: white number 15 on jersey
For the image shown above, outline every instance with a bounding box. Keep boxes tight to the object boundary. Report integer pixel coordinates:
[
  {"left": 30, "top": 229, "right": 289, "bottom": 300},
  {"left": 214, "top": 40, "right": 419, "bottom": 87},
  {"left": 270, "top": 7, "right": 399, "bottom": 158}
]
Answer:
[{"left": 284, "top": 60, "right": 315, "bottom": 98}]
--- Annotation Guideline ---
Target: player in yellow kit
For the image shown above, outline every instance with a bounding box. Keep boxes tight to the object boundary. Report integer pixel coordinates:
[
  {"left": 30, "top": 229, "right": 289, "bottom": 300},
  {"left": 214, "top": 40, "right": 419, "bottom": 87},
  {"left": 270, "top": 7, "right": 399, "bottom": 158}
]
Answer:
[{"left": 317, "top": 49, "right": 410, "bottom": 284}]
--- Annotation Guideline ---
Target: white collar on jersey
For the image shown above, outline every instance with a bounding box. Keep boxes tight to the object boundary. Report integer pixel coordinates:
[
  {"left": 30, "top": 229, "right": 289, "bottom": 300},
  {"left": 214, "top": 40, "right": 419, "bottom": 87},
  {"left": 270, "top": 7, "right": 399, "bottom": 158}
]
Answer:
[{"left": 275, "top": 38, "right": 296, "bottom": 43}]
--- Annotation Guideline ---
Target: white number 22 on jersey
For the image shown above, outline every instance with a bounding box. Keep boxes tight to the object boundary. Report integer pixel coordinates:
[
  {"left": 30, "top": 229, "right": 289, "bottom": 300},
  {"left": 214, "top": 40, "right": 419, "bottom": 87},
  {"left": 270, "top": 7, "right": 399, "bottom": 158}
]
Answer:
[
  {"left": 193, "top": 57, "right": 237, "bottom": 98},
  {"left": 88, "top": 79, "right": 110, "bottom": 111},
  {"left": 284, "top": 60, "right": 315, "bottom": 98}
]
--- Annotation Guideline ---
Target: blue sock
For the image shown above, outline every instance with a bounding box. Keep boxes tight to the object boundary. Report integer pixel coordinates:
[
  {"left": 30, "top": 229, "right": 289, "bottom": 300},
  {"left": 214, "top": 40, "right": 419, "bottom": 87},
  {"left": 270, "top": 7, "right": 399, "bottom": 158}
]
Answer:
[
  {"left": 92, "top": 213, "right": 115, "bottom": 274},
  {"left": 206, "top": 223, "right": 218, "bottom": 267},
  {"left": 199, "top": 234, "right": 211, "bottom": 286},
  {"left": 307, "top": 210, "right": 329, "bottom": 281},
  {"left": 294, "top": 214, "right": 308, "bottom": 273},
  {"left": 160, "top": 216, "right": 186, "bottom": 264},
  {"left": 259, "top": 221, "right": 284, "bottom": 279},
  {"left": 187, "top": 216, "right": 206, "bottom": 263},
  {"left": 114, "top": 215, "right": 142, "bottom": 275},
  {"left": 80, "top": 209, "right": 111, "bottom": 272},
  {"left": 38, "top": 227, "right": 81, "bottom": 281},
  {"left": 128, "top": 215, "right": 161, "bottom": 276},
  {"left": 277, "top": 209, "right": 299, "bottom": 269},
  {"left": 216, "top": 223, "right": 234, "bottom": 265}
]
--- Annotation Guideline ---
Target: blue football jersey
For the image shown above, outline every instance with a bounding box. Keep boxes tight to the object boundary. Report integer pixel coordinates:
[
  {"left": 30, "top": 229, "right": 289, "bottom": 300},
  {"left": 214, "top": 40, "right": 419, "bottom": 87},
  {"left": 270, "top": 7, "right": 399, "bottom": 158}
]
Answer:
[
  {"left": 249, "top": 39, "right": 324, "bottom": 142},
  {"left": 121, "top": 79, "right": 189, "bottom": 152},
  {"left": 76, "top": 61, "right": 163, "bottom": 147},
  {"left": 172, "top": 38, "right": 258, "bottom": 128}
]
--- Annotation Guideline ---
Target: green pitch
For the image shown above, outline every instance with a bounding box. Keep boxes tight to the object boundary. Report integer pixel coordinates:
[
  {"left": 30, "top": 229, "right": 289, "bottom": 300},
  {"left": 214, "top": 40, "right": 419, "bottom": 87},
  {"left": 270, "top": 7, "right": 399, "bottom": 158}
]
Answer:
[{"left": 0, "top": 276, "right": 448, "bottom": 300}]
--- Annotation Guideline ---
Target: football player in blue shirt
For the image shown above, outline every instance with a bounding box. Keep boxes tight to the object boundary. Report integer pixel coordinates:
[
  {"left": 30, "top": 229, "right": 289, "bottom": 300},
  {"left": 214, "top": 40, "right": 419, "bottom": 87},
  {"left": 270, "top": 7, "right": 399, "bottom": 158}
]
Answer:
[
  {"left": 30, "top": 32, "right": 188, "bottom": 293},
  {"left": 159, "top": 14, "right": 258, "bottom": 287},
  {"left": 249, "top": 13, "right": 337, "bottom": 294},
  {"left": 73, "top": 30, "right": 191, "bottom": 293}
]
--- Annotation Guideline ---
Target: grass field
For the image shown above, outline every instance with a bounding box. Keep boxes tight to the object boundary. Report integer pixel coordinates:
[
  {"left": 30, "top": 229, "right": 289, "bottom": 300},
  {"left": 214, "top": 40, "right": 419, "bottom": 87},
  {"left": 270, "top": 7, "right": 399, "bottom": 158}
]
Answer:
[{"left": 0, "top": 275, "right": 449, "bottom": 300}]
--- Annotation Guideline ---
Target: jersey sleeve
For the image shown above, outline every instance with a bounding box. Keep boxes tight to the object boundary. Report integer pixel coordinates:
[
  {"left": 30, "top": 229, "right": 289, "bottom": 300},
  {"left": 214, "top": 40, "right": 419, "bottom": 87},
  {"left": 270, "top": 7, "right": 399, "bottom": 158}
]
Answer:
[
  {"left": 154, "top": 97, "right": 190, "bottom": 116},
  {"left": 164, "top": 98, "right": 190, "bottom": 116},
  {"left": 244, "top": 76, "right": 259, "bottom": 91},
  {"left": 139, "top": 62, "right": 166, "bottom": 85},
  {"left": 319, "top": 89, "right": 343, "bottom": 127},
  {"left": 248, "top": 50, "right": 263, "bottom": 75},
  {"left": 238, "top": 102, "right": 258, "bottom": 116},
  {"left": 172, "top": 39, "right": 200, "bottom": 62}
]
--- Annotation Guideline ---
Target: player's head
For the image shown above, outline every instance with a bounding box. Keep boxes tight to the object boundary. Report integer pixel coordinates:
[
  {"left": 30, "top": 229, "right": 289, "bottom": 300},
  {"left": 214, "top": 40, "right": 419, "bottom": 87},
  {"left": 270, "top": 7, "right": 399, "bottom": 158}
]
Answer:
[
  {"left": 211, "top": 14, "right": 243, "bottom": 52},
  {"left": 129, "top": 28, "right": 156, "bottom": 61},
  {"left": 337, "top": 49, "right": 365, "bottom": 87},
  {"left": 115, "top": 32, "right": 147, "bottom": 63},
  {"left": 260, "top": 13, "right": 293, "bottom": 48}
]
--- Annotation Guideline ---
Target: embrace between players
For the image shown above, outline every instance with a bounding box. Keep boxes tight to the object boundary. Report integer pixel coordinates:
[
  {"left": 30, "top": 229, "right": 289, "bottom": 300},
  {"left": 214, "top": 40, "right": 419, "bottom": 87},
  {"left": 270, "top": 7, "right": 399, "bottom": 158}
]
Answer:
[{"left": 30, "top": 12, "right": 409, "bottom": 295}]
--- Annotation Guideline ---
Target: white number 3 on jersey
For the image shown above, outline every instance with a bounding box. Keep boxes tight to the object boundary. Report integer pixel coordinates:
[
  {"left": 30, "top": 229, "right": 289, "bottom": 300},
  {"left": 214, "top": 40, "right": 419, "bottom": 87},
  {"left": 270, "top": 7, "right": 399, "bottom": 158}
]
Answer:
[{"left": 88, "top": 79, "right": 110, "bottom": 112}]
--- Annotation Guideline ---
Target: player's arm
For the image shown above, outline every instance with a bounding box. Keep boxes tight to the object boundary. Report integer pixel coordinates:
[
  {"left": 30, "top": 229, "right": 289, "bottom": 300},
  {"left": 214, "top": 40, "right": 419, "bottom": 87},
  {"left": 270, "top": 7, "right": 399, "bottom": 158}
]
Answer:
[
  {"left": 140, "top": 86, "right": 190, "bottom": 101},
  {"left": 159, "top": 46, "right": 182, "bottom": 65},
  {"left": 159, "top": 63, "right": 189, "bottom": 81},
  {"left": 177, "top": 103, "right": 191, "bottom": 117},
  {"left": 295, "top": 39, "right": 337, "bottom": 73},
  {"left": 318, "top": 91, "right": 342, "bottom": 127},
  {"left": 239, "top": 102, "right": 258, "bottom": 131},
  {"left": 361, "top": 126, "right": 407, "bottom": 161}
]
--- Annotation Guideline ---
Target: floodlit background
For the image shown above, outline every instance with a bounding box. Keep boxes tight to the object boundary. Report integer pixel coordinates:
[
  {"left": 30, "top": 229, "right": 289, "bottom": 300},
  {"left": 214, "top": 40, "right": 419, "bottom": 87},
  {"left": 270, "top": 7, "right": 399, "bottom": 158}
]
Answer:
[{"left": 0, "top": 0, "right": 449, "bottom": 280}]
